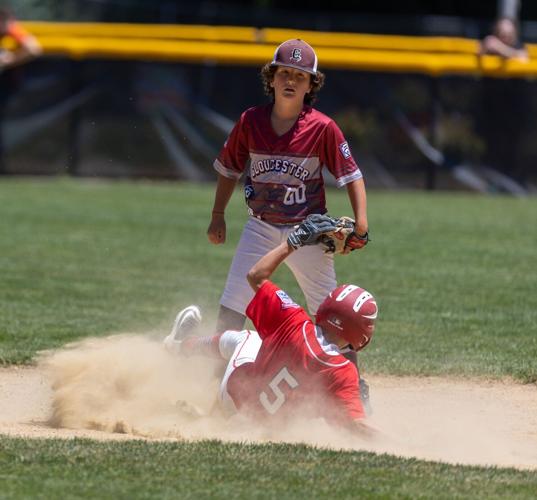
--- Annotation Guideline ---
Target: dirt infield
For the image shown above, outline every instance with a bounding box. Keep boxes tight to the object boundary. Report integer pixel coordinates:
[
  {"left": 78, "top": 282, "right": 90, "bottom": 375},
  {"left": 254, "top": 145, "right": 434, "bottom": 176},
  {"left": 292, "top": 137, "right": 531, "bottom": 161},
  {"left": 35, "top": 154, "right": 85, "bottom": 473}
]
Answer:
[{"left": 1, "top": 335, "right": 536, "bottom": 470}]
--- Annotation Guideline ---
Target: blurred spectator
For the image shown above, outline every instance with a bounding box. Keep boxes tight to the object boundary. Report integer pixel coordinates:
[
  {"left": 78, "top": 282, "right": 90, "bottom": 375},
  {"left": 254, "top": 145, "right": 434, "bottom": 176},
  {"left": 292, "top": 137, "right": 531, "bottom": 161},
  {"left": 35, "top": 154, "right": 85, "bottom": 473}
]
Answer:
[
  {"left": 0, "top": 8, "right": 41, "bottom": 70},
  {"left": 479, "top": 17, "right": 528, "bottom": 61},
  {"left": 477, "top": 1, "right": 532, "bottom": 187},
  {"left": 0, "top": 8, "right": 42, "bottom": 173},
  {"left": 480, "top": 0, "right": 528, "bottom": 62}
]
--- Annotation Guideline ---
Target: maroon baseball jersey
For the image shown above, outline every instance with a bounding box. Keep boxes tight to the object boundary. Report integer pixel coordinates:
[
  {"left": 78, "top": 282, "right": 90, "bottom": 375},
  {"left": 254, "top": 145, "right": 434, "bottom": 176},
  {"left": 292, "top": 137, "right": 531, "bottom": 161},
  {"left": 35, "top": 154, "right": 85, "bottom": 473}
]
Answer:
[
  {"left": 214, "top": 104, "right": 362, "bottom": 224},
  {"left": 226, "top": 281, "right": 365, "bottom": 425}
]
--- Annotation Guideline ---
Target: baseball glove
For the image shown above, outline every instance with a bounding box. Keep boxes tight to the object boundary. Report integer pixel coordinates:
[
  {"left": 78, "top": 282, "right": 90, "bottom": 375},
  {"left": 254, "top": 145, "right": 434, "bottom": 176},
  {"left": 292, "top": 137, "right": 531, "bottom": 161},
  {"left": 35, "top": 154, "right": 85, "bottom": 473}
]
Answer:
[
  {"left": 318, "top": 216, "right": 369, "bottom": 254},
  {"left": 287, "top": 214, "right": 337, "bottom": 250}
]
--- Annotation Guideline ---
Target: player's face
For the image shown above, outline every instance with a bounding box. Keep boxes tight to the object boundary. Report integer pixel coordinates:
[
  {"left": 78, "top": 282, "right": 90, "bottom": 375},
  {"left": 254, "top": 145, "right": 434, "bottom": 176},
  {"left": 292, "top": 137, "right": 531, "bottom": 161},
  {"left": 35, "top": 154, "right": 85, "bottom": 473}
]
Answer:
[{"left": 271, "top": 66, "right": 312, "bottom": 103}]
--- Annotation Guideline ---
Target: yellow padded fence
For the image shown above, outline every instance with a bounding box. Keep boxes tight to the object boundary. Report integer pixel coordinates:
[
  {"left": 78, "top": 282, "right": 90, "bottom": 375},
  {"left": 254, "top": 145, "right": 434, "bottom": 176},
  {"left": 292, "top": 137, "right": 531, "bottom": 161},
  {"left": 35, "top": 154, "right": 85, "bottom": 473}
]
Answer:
[{"left": 9, "top": 21, "right": 537, "bottom": 78}]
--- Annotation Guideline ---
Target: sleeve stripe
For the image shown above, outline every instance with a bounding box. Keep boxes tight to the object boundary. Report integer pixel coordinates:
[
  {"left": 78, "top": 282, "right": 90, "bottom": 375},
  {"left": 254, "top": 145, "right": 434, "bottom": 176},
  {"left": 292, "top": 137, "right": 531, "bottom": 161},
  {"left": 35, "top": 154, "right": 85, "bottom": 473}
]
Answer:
[
  {"left": 302, "top": 322, "right": 349, "bottom": 367},
  {"left": 213, "top": 159, "right": 242, "bottom": 180},
  {"left": 336, "top": 170, "right": 363, "bottom": 188}
]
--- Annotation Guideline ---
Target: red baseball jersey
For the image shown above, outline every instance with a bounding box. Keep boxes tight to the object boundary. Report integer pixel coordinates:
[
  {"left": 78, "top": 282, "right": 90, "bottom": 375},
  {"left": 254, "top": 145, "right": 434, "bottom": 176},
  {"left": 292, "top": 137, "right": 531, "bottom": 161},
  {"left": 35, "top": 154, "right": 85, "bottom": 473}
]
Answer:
[
  {"left": 226, "top": 281, "right": 365, "bottom": 426},
  {"left": 214, "top": 104, "right": 362, "bottom": 224}
]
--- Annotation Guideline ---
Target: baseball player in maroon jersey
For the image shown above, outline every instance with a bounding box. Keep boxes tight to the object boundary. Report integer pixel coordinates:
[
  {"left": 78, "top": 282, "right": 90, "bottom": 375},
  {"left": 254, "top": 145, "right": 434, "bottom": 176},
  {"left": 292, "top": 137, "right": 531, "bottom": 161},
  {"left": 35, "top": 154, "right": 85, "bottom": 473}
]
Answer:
[
  {"left": 207, "top": 39, "right": 369, "bottom": 336},
  {"left": 165, "top": 215, "right": 377, "bottom": 434}
]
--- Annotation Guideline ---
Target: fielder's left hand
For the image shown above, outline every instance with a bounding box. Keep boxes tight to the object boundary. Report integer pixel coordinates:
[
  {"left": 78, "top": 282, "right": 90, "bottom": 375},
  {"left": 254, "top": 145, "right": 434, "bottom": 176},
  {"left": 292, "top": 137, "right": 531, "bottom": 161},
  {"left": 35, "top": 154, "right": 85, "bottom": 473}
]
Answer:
[{"left": 287, "top": 214, "right": 337, "bottom": 250}]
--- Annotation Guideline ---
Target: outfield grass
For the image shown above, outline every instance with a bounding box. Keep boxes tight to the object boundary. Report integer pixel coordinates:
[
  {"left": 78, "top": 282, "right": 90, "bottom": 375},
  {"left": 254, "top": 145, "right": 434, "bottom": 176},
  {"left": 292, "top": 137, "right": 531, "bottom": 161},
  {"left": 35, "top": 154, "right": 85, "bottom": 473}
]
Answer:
[
  {"left": 1, "top": 178, "right": 536, "bottom": 381},
  {"left": 1, "top": 437, "right": 537, "bottom": 500},
  {"left": 1, "top": 178, "right": 537, "bottom": 498}
]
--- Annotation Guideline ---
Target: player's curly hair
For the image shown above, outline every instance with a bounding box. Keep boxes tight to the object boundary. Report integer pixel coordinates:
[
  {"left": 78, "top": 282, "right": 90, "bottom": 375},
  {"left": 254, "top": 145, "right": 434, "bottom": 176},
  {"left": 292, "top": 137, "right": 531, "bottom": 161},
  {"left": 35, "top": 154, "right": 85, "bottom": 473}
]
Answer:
[{"left": 260, "top": 63, "right": 325, "bottom": 105}]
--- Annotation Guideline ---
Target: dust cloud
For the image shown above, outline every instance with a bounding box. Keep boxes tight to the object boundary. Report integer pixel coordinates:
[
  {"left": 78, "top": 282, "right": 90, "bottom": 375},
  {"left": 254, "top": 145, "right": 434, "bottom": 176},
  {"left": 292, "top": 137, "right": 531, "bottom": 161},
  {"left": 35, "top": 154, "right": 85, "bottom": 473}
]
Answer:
[
  {"left": 0, "top": 333, "right": 533, "bottom": 469},
  {"left": 39, "top": 334, "right": 223, "bottom": 439},
  {"left": 37, "top": 334, "right": 355, "bottom": 446}
]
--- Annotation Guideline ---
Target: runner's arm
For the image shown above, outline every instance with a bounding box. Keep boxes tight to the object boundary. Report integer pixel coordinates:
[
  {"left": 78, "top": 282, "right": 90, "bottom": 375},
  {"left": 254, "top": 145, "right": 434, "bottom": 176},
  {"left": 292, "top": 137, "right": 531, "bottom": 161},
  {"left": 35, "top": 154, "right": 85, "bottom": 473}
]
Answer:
[
  {"left": 350, "top": 419, "right": 380, "bottom": 439},
  {"left": 247, "top": 241, "right": 294, "bottom": 292}
]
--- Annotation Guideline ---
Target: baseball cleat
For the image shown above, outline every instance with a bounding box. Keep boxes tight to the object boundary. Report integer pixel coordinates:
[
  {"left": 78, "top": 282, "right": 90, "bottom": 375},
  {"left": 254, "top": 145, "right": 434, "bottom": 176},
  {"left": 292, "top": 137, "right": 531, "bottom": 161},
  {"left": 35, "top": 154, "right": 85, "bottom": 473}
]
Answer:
[{"left": 163, "top": 305, "right": 202, "bottom": 353}]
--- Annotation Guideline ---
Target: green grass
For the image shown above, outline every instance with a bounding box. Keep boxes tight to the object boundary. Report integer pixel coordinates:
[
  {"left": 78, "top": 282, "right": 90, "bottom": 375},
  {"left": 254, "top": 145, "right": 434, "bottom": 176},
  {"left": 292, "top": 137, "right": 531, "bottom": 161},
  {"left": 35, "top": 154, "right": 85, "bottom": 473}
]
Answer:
[
  {"left": 1, "top": 437, "right": 537, "bottom": 500},
  {"left": 0, "top": 178, "right": 241, "bottom": 363},
  {"left": 1, "top": 178, "right": 536, "bottom": 381},
  {"left": 1, "top": 178, "right": 537, "bottom": 498}
]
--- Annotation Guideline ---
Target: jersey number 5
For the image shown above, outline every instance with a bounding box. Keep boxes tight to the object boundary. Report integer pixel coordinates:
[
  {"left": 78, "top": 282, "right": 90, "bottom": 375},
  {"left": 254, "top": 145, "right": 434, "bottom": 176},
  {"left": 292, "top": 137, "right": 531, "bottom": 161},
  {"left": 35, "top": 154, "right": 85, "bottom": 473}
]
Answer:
[{"left": 259, "top": 367, "right": 299, "bottom": 415}]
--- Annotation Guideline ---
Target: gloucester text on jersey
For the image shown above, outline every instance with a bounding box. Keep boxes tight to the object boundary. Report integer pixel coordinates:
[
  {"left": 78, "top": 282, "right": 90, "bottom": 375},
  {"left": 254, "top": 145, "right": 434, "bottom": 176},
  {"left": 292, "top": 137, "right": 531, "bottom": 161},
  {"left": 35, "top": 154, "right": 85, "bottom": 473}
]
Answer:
[{"left": 249, "top": 154, "right": 321, "bottom": 184}]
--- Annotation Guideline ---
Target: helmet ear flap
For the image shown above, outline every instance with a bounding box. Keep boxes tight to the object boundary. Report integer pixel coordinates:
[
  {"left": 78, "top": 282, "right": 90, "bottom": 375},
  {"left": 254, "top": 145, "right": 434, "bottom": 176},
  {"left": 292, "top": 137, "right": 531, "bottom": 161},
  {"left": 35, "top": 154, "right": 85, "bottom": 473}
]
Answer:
[{"left": 354, "top": 331, "right": 373, "bottom": 351}]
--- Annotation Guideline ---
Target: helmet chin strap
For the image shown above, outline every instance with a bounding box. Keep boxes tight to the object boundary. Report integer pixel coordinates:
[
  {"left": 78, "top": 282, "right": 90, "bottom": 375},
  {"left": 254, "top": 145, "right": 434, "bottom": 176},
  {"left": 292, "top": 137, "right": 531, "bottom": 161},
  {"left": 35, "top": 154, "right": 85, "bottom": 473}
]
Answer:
[{"left": 317, "top": 325, "right": 354, "bottom": 353}]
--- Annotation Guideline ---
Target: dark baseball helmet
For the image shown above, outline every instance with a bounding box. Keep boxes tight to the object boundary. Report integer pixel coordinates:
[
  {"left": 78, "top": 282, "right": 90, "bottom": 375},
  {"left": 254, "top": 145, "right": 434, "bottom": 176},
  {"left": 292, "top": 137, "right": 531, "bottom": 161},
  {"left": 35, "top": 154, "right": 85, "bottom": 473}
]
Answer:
[{"left": 316, "top": 284, "right": 378, "bottom": 351}]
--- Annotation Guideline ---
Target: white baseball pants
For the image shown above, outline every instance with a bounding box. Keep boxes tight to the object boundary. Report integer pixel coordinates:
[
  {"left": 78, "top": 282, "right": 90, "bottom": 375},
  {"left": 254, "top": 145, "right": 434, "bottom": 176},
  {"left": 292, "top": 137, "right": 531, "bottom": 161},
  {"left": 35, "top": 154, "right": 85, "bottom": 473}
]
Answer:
[
  {"left": 217, "top": 329, "right": 262, "bottom": 412},
  {"left": 220, "top": 216, "right": 337, "bottom": 316}
]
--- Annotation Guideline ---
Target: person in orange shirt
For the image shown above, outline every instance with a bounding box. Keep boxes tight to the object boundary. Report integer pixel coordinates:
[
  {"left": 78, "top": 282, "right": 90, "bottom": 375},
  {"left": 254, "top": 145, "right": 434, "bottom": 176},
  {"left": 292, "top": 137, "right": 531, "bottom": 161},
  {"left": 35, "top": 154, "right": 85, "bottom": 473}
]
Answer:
[
  {"left": 0, "top": 8, "right": 42, "bottom": 173},
  {"left": 0, "top": 9, "right": 41, "bottom": 70}
]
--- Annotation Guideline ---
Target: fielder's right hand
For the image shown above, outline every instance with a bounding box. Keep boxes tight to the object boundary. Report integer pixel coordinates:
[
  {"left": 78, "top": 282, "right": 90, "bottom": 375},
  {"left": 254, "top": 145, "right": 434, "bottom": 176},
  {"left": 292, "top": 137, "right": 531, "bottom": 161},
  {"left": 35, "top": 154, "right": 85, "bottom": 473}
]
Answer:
[{"left": 207, "top": 213, "right": 226, "bottom": 244}]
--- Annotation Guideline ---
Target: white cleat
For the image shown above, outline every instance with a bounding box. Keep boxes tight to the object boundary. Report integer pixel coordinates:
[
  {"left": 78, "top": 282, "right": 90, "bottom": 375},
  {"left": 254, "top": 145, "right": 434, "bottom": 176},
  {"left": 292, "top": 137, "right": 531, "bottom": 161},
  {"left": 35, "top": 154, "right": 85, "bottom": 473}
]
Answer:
[{"left": 163, "top": 305, "right": 202, "bottom": 354}]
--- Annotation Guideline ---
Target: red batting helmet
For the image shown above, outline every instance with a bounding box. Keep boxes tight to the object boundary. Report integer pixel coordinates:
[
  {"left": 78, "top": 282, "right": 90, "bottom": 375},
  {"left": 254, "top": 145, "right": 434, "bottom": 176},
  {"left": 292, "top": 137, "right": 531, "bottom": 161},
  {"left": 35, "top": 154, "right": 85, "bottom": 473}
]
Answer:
[{"left": 316, "top": 284, "right": 378, "bottom": 351}]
